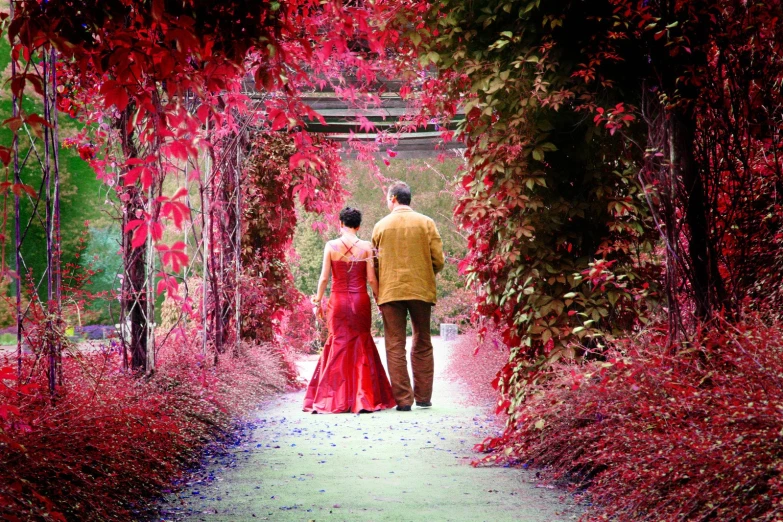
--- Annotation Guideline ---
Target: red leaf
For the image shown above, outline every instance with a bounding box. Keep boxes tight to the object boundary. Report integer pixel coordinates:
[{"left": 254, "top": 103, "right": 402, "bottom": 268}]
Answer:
[
  {"left": 124, "top": 166, "right": 148, "bottom": 186},
  {"left": 100, "top": 80, "right": 130, "bottom": 111},
  {"left": 131, "top": 223, "right": 148, "bottom": 248},
  {"left": 2, "top": 116, "right": 23, "bottom": 132},
  {"left": 152, "top": 222, "right": 164, "bottom": 241},
  {"left": 0, "top": 366, "right": 16, "bottom": 381},
  {"left": 197, "top": 104, "right": 211, "bottom": 125},
  {"left": 124, "top": 219, "right": 144, "bottom": 234},
  {"left": 12, "top": 183, "right": 37, "bottom": 198},
  {"left": 151, "top": 0, "right": 164, "bottom": 21},
  {"left": 272, "top": 110, "right": 288, "bottom": 131}
]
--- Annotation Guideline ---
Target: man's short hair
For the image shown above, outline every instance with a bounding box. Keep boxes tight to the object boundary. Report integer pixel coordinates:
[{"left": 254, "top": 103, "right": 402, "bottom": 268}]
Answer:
[
  {"left": 388, "top": 181, "right": 412, "bottom": 205},
  {"left": 339, "top": 207, "right": 362, "bottom": 228}
]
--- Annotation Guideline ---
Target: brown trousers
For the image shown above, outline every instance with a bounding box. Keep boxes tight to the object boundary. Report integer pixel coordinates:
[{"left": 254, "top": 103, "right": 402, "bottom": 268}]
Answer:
[{"left": 380, "top": 300, "right": 434, "bottom": 406}]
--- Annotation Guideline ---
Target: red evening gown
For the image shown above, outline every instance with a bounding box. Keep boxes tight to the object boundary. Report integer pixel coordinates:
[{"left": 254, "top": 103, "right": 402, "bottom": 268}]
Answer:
[{"left": 303, "top": 259, "right": 396, "bottom": 413}]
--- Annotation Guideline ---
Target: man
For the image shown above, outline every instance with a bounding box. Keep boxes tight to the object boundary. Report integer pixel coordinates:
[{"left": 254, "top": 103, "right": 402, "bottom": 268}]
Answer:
[{"left": 372, "top": 181, "right": 445, "bottom": 411}]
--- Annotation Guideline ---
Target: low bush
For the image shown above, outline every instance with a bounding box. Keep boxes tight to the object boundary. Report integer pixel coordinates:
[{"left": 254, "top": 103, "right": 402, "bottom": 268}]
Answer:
[
  {"left": 446, "top": 323, "right": 509, "bottom": 410},
  {"left": 432, "top": 286, "right": 475, "bottom": 333},
  {"left": 0, "top": 336, "right": 290, "bottom": 521},
  {"left": 477, "top": 321, "right": 783, "bottom": 521}
]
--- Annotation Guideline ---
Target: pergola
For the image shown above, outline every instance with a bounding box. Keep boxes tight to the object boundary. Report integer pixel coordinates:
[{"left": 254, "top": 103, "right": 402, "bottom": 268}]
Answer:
[{"left": 249, "top": 81, "right": 465, "bottom": 159}]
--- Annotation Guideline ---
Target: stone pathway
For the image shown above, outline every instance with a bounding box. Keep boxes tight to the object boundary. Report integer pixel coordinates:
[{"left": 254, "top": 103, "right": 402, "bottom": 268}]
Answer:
[{"left": 158, "top": 337, "right": 581, "bottom": 521}]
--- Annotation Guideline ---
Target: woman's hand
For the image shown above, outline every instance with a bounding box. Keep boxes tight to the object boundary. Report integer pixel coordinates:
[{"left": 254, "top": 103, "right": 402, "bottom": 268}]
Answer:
[{"left": 310, "top": 295, "right": 323, "bottom": 320}]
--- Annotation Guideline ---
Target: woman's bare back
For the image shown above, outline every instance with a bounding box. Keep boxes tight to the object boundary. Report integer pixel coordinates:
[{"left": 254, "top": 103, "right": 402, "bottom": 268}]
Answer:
[{"left": 327, "top": 238, "right": 373, "bottom": 263}]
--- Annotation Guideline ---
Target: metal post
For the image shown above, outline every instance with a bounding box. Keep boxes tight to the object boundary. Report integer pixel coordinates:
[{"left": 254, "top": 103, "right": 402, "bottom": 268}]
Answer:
[
  {"left": 201, "top": 120, "right": 210, "bottom": 358},
  {"left": 145, "top": 180, "right": 156, "bottom": 375},
  {"left": 49, "top": 48, "right": 63, "bottom": 387},
  {"left": 10, "top": 1, "right": 23, "bottom": 381},
  {"left": 42, "top": 47, "right": 56, "bottom": 395},
  {"left": 234, "top": 146, "right": 242, "bottom": 352}
]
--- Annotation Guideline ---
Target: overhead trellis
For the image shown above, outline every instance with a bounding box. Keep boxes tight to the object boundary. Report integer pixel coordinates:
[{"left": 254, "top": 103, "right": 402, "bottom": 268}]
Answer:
[{"left": 248, "top": 81, "right": 465, "bottom": 159}]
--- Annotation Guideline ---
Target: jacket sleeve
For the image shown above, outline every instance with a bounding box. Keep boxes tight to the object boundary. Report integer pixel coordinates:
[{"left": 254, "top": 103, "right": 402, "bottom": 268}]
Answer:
[{"left": 429, "top": 220, "right": 445, "bottom": 275}]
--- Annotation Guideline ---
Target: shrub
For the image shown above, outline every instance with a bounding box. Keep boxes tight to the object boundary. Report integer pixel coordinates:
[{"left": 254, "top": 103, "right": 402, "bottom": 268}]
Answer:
[
  {"left": 278, "top": 295, "right": 322, "bottom": 355},
  {"left": 446, "top": 323, "right": 509, "bottom": 410},
  {"left": 0, "top": 334, "right": 290, "bottom": 521},
  {"left": 477, "top": 321, "right": 783, "bottom": 521},
  {"left": 432, "top": 286, "right": 475, "bottom": 332}
]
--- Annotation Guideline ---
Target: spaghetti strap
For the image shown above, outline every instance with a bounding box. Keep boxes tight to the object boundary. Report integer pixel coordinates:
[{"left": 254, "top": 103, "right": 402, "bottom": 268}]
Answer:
[
  {"left": 340, "top": 238, "right": 358, "bottom": 256},
  {"left": 336, "top": 238, "right": 362, "bottom": 261}
]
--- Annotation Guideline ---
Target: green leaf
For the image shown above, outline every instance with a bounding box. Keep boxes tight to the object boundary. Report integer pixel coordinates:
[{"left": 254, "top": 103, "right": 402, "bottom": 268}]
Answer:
[
  {"left": 489, "top": 39, "right": 510, "bottom": 50},
  {"left": 531, "top": 148, "right": 544, "bottom": 161}
]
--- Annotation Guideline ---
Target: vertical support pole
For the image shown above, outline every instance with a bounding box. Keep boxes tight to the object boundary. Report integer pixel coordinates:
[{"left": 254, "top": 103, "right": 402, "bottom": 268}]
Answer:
[
  {"left": 201, "top": 120, "right": 210, "bottom": 358},
  {"left": 42, "top": 47, "right": 57, "bottom": 395},
  {"left": 50, "top": 48, "right": 63, "bottom": 386},
  {"left": 145, "top": 181, "right": 156, "bottom": 375},
  {"left": 234, "top": 146, "right": 242, "bottom": 353},
  {"left": 10, "top": 1, "right": 24, "bottom": 381}
]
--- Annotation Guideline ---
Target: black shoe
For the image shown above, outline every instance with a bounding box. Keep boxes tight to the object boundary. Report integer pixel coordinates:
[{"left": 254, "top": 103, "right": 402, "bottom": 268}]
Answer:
[
  {"left": 415, "top": 401, "right": 432, "bottom": 408},
  {"left": 396, "top": 405, "right": 411, "bottom": 411}
]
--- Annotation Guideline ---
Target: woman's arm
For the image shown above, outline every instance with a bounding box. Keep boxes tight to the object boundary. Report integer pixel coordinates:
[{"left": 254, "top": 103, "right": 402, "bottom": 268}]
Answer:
[
  {"left": 364, "top": 243, "right": 380, "bottom": 301},
  {"left": 312, "top": 243, "right": 332, "bottom": 305}
]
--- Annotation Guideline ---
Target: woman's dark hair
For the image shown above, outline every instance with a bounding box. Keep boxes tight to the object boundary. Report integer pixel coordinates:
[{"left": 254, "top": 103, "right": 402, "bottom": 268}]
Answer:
[
  {"left": 388, "top": 181, "right": 412, "bottom": 205},
  {"left": 339, "top": 207, "right": 362, "bottom": 229}
]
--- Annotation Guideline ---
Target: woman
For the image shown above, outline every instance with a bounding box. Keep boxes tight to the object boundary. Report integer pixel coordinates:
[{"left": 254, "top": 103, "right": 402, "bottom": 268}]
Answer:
[{"left": 303, "top": 207, "right": 396, "bottom": 414}]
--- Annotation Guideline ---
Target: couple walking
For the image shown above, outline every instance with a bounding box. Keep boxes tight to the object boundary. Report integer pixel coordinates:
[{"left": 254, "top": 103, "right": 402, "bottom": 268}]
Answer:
[{"left": 303, "top": 181, "right": 445, "bottom": 414}]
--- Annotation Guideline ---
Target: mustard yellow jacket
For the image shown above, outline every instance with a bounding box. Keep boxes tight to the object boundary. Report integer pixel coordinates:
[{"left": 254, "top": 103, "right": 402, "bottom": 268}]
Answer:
[{"left": 372, "top": 207, "right": 445, "bottom": 305}]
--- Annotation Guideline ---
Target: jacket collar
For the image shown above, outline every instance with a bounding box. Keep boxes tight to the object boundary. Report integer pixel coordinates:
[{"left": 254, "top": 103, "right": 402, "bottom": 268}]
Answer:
[{"left": 392, "top": 205, "right": 412, "bottom": 213}]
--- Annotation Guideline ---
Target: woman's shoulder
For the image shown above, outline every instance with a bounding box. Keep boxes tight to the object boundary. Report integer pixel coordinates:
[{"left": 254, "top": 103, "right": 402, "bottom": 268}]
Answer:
[{"left": 356, "top": 239, "right": 374, "bottom": 254}]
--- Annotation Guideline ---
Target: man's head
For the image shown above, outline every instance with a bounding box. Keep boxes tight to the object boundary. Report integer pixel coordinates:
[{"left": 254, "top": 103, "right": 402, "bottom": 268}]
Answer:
[
  {"left": 387, "top": 181, "right": 412, "bottom": 211},
  {"left": 339, "top": 207, "right": 362, "bottom": 229}
]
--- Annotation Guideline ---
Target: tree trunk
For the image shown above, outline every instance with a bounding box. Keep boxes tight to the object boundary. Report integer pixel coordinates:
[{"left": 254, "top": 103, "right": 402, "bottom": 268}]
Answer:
[
  {"left": 118, "top": 107, "right": 149, "bottom": 373},
  {"left": 669, "top": 111, "right": 719, "bottom": 320},
  {"left": 125, "top": 218, "right": 148, "bottom": 372}
]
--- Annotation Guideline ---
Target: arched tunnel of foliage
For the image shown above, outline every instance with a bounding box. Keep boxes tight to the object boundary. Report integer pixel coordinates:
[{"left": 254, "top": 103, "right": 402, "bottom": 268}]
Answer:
[{"left": 1, "top": 0, "right": 783, "bottom": 520}]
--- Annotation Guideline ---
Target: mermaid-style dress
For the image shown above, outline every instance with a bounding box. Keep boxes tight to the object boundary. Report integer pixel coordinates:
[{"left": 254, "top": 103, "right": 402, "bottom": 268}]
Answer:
[{"left": 303, "top": 258, "right": 396, "bottom": 413}]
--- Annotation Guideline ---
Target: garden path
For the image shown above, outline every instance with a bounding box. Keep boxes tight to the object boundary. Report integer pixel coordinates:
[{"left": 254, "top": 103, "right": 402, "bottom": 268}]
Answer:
[{"left": 158, "top": 337, "right": 582, "bottom": 521}]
